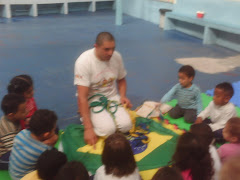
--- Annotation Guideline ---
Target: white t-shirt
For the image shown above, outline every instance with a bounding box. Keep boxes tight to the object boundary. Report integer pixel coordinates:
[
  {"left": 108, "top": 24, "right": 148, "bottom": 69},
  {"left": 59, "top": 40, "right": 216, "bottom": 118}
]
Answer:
[
  {"left": 74, "top": 48, "right": 127, "bottom": 98},
  {"left": 94, "top": 165, "right": 141, "bottom": 180},
  {"left": 197, "top": 101, "right": 237, "bottom": 131}
]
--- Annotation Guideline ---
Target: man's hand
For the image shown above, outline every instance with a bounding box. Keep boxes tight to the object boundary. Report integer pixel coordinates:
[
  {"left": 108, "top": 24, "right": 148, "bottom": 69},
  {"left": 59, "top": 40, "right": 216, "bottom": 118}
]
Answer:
[
  {"left": 84, "top": 128, "right": 98, "bottom": 146},
  {"left": 120, "top": 96, "right": 132, "bottom": 108},
  {"left": 43, "top": 134, "right": 59, "bottom": 146},
  {"left": 195, "top": 117, "right": 203, "bottom": 124}
]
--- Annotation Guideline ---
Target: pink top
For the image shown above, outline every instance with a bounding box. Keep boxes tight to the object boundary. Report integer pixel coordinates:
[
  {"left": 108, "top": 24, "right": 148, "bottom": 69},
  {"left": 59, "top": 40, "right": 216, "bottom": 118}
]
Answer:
[
  {"left": 181, "top": 169, "right": 192, "bottom": 180},
  {"left": 20, "top": 97, "right": 37, "bottom": 129},
  {"left": 217, "top": 143, "right": 240, "bottom": 162},
  {"left": 26, "top": 97, "right": 37, "bottom": 118}
]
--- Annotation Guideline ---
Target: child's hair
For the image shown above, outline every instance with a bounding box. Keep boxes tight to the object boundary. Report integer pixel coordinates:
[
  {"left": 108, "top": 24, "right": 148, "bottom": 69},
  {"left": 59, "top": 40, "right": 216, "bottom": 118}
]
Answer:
[
  {"left": 190, "top": 123, "right": 214, "bottom": 147},
  {"left": 178, "top": 65, "right": 195, "bottom": 78},
  {"left": 102, "top": 133, "right": 136, "bottom": 177},
  {"left": 54, "top": 161, "right": 89, "bottom": 180},
  {"left": 171, "top": 132, "right": 213, "bottom": 180},
  {"left": 220, "top": 154, "right": 240, "bottom": 180},
  {"left": 152, "top": 166, "right": 183, "bottom": 180},
  {"left": 215, "top": 82, "right": 234, "bottom": 98},
  {"left": 29, "top": 109, "right": 57, "bottom": 136},
  {"left": 1, "top": 94, "right": 26, "bottom": 115},
  {"left": 226, "top": 117, "right": 240, "bottom": 142},
  {"left": 37, "top": 148, "right": 67, "bottom": 180},
  {"left": 7, "top": 75, "right": 33, "bottom": 95}
]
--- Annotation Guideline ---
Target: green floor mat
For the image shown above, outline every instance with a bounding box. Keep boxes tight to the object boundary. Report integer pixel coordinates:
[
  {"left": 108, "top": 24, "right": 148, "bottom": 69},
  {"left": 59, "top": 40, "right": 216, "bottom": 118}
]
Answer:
[
  {"left": 163, "top": 93, "right": 240, "bottom": 131},
  {"left": 0, "top": 170, "right": 11, "bottom": 180}
]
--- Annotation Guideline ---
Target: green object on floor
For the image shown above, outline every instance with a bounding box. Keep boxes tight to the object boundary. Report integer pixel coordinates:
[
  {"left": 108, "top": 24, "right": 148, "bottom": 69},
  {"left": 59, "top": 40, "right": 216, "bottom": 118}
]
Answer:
[{"left": 0, "top": 170, "right": 11, "bottom": 180}]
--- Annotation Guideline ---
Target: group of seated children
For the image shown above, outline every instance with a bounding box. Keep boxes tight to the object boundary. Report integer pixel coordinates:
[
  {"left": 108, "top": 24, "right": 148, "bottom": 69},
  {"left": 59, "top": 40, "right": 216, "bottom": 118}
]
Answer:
[
  {"left": 0, "top": 65, "right": 240, "bottom": 180},
  {"left": 161, "top": 65, "right": 237, "bottom": 143},
  {"left": 0, "top": 75, "right": 37, "bottom": 170},
  {"left": 0, "top": 75, "right": 59, "bottom": 179}
]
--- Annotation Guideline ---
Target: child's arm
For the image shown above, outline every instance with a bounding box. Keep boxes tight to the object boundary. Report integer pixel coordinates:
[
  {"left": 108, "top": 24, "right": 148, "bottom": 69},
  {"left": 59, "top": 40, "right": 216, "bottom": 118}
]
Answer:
[
  {"left": 217, "top": 144, "right": 226, "bottom": 162},
  {"left": 195, "top": 101, "right": 212, "bottom": 123},
  {"left": 160, "top": 84, "right": 178, "bottom": 103},
  {"left": 196, "top": 89, "right": 202, "bottom": 115}
]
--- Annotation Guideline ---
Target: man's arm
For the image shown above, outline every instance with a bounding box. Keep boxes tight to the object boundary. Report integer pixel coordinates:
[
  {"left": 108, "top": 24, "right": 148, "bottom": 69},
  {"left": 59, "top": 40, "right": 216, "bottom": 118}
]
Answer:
[
  {"left": 117, "top": 78, "right": 132, "bottom": 108},
  {"left": 77, "top": 85, "right": 98, "bottom": 145}
]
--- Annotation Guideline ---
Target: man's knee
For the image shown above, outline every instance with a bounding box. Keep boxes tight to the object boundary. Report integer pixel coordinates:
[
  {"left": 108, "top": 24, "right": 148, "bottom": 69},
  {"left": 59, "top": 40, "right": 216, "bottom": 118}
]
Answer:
[
  {"left": 118, "top": 118, "right": 132, "bottom": 133},
  {"left": 94, "top": 124, "right": 116, "bottom": 137}
]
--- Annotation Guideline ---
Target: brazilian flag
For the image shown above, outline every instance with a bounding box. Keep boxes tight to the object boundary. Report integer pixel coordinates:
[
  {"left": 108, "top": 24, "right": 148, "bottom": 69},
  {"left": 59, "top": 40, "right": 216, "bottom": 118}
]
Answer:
[{"left": 61, "top": 117, "right": 179, "bottom": 177}]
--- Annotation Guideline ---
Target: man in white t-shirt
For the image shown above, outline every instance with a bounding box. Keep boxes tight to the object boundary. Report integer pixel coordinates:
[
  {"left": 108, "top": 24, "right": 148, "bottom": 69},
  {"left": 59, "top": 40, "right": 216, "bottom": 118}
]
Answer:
[{"left": 74, "top": 32, "right": 132, "bottom": 146}]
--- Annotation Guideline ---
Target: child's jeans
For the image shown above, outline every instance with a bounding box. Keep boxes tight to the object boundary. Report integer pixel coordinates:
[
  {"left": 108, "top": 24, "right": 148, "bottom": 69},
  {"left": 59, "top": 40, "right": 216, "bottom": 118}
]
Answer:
[
  {"left": 169, "top": 104, "right": 197, "bottom": 123},
  {"left": 203, "top": 118, "right": 224, "bottom": 142},
  {"left": 0, "top": 151, "right": 11, "bottom": 170}
]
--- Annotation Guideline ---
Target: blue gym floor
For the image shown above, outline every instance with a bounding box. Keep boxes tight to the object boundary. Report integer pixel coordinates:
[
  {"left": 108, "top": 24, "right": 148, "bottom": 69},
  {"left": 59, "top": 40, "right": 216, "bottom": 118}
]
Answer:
[{"left": 0, "top": 10, "right": 240, "bottom": 129}]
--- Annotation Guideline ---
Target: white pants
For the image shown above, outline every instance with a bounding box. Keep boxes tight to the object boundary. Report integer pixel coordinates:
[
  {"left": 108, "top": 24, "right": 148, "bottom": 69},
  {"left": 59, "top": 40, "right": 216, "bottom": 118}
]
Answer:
[{"left": 90, "top": 94, "right": 132, "bottom": 137}]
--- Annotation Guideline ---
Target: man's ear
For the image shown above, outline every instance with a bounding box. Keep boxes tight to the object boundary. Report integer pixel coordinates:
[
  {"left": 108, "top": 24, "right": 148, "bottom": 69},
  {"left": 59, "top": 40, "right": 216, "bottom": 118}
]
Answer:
[{"left": 94, "top": 43, "right": 97, "bottom": 48}]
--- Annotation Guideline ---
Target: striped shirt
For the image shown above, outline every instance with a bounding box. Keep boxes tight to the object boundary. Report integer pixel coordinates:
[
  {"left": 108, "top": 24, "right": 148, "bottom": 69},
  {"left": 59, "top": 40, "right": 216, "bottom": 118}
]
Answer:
[
  {"left": 9, "top": 130, "right": 51, "bottom": 180},
  {"left": 161, "top": 83, "right": 202, "bottom": 114},
  {"left": 0, "top": 116, "right": 21, "bottom": 156}
]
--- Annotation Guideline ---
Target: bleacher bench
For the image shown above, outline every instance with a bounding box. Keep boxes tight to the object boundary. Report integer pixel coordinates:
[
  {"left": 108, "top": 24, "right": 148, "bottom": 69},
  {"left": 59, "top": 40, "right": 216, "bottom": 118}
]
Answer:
[
  {"left": 0, "top": 0, "right": 115, "bottom": 18},
  {"left": 164, "top": 12, "right": 240, "bottom": 52}
]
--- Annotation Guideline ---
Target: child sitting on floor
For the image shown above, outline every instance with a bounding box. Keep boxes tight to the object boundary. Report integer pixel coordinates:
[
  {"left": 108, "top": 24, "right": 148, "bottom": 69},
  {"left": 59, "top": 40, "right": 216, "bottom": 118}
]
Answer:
[
  {"left": 21, "top": 148, "right": 67, "bottom": 180},
  {"left": 9, "top": 109, "right": 58, "bottom": 180},
  {"left": 171, "top": 132, "right": 214, "bottom": 180},
  {"left": 190, "top": 123, "right": 221, "bottom": 180},
  {"left": 160, "top": 65, "right": 202, "bottom": 123},
  {"left": 0, "top": 94, "right": 27, "bottom": 170},
  {"left": 8, "top": 74, "right": 37, "bottom": 129},
  {"left": 196, "top": 82, "right": 236, "bottom": 141},
  {"left": 217, "top": 117, "right": 240, "bottom": 163},
  {"left": 94, "top": 133, "right": 141, "bottom": 180},
  {"left": 55, "top": 161, "right": 89, "bottom": 180}
]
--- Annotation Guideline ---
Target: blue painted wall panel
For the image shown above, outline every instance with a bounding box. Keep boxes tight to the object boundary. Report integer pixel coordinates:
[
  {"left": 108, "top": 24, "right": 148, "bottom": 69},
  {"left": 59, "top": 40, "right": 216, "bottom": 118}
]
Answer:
[
  {"left": 123, "top": 0, "right": 240, "bottom": 28},
  {"left": 173, "top": 0, "right": 240, "bottom": 28},
  {"left": 123, "top": 0, "right": 174, "bottom": 25}
]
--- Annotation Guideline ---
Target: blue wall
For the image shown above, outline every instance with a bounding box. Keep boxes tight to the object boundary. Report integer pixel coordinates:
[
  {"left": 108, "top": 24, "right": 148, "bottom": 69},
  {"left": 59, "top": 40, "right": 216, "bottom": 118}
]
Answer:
[
  {"left": 122, "top": 0, "right": 174, "bottom": 25},
  {"left": 123, "top": 0, "right": 240, "bottom": 28},
  {"left": 173, "top": 0, "right": 240, "bottom": 28}
]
